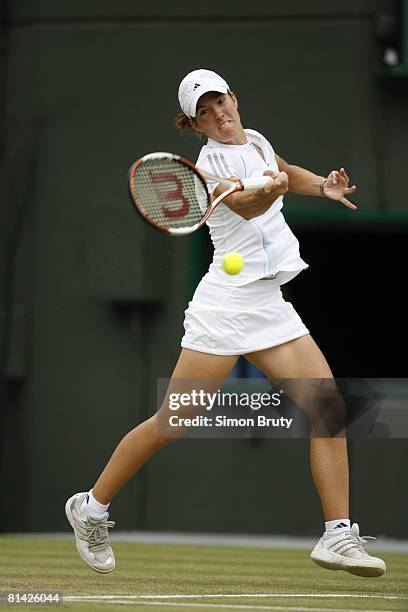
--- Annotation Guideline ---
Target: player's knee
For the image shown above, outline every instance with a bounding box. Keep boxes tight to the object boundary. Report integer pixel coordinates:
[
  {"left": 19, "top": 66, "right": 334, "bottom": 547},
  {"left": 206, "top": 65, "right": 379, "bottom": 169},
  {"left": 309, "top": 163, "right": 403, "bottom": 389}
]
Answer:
[
  {"left": 311, "top": 388, "right": 347, "bottom": 437},
  {"left": 152, "top": 411, "right": 187, "bottom": 445}
]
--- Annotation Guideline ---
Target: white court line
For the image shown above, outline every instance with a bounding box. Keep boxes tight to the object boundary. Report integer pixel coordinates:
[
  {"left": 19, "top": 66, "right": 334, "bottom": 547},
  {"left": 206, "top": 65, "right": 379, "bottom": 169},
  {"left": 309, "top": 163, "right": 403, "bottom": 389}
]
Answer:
[
  {"left": 66, "top": 599, "right": 393, "bottom": 612},
  {"left": 65, "top": 593, "right": 406, "bottom": 601}
]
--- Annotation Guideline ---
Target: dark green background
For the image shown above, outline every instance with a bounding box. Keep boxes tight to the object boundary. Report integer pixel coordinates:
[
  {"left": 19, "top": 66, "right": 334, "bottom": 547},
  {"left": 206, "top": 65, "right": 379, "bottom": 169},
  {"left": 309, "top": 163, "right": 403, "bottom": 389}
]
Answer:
[{"left": 0, "top": 1, "right": 407, "bottom": 536}]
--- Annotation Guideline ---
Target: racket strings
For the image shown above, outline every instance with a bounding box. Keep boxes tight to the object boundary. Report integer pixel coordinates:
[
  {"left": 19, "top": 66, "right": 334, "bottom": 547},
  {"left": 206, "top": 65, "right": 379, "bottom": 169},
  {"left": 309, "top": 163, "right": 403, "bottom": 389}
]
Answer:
[{"left": 131, "top": 158, "right": 210, "bottom": 230}]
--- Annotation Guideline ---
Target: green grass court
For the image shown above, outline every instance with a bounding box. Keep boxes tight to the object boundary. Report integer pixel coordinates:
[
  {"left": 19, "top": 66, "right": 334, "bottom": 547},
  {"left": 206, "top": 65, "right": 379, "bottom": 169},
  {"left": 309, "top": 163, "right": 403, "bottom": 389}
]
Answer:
[{"left": 0, "top": 537, "right": 407, "bottom": 611}]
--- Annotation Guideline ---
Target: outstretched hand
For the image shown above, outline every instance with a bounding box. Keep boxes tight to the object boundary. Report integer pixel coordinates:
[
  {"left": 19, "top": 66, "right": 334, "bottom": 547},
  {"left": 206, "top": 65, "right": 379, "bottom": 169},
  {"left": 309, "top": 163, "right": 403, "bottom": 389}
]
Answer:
[{"left": 323, "top": 168, "right": 358, "bottom": 210}]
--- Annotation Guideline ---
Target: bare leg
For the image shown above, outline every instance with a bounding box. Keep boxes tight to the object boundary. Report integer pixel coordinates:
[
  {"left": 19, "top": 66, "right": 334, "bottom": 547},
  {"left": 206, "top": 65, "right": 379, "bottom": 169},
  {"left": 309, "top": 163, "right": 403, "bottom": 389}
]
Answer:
[
  {"left": 245, "top": 334, "right": 349, "bottom": 521},
  {"left": 93, "top": 349, "right": 238, "bottom": 504}
]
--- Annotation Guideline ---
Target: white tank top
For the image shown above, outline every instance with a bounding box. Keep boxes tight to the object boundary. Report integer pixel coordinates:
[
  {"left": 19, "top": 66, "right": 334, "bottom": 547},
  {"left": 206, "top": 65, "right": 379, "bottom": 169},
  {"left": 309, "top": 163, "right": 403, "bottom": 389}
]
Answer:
[{"left": 196, "top": 128, "right": 308, "bottom": 286}]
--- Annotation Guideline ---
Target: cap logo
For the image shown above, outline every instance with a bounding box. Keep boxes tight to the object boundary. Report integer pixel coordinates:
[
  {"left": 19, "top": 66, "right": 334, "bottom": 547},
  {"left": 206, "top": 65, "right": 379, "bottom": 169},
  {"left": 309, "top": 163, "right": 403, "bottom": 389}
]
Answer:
[{"left": 193, "top": 83, "right": 201, "bottom": 90}]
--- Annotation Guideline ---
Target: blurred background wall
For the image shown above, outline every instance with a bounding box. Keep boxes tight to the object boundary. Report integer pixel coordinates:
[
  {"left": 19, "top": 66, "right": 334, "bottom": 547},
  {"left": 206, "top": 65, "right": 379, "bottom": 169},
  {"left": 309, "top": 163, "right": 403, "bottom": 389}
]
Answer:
[{"left": 0, "top": 0, "right": 407, "bottom": 536}]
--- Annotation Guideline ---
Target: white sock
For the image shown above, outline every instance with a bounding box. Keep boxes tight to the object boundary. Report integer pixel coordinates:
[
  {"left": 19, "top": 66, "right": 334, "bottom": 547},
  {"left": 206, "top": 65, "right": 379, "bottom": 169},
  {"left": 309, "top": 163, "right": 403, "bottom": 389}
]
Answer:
[
  {"left": 325, "top": 518, "right": 351, "bottom": 533},
  {"left": 79, "top": 489, "right": 110, "bottom": 519}
]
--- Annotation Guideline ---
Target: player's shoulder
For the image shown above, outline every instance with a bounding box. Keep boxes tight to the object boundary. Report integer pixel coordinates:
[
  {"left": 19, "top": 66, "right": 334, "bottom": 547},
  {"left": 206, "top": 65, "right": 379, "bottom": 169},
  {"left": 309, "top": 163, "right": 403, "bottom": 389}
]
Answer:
[
  {"left": 197, "top": 145, "right": 243, "bottom": 177},
  {"left": 197, "top": 142, "right": 242, "bottom": 165},
  {"left": 197, "top": 142, "right": 212, "bottom": 161},
  {"left": 244, "top": 128, "right": 266, "bottom": 141},
  {"left": 244, "top": 128, "right": 275, "bottom": 152}
]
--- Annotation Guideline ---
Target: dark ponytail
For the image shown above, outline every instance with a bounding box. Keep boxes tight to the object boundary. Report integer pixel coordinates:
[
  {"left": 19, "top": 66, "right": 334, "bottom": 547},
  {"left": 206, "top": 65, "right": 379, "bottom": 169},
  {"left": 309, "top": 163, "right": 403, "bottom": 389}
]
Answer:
[
  {"left": 174, "top": 112, "right": 203, "bottom": 138},
  {"left": 174, "top": 112, "right": 193, "bottom": 133}
]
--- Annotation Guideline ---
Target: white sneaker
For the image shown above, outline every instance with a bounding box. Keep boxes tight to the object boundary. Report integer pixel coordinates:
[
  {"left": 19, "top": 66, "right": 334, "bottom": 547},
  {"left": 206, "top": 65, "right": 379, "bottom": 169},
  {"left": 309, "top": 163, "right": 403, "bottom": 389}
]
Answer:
[
  {"left": 311, "top": 523, "right": 386, "bottom": 577},
  {"left": 65, "top": 492, "right": 115, "bottom": 573}
]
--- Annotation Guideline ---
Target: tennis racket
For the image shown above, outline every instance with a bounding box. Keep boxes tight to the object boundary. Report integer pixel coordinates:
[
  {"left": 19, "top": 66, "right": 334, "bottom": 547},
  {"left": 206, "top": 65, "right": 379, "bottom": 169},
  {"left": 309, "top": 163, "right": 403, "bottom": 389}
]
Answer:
[{"left": 128, "top": 152, "right": 270, "bottom": 235}]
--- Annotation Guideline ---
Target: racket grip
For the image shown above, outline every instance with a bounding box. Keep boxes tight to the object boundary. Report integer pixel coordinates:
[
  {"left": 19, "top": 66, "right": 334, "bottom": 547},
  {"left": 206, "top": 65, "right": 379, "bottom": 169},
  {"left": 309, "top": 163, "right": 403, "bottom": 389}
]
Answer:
[{"left": 241, "top": 176, "right": 270, "bottom": 190}]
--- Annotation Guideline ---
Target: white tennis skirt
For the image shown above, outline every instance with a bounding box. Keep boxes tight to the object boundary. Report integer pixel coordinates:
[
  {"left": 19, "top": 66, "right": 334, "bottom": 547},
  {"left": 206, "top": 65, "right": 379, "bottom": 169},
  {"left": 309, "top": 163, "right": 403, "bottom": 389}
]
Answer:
[{"left": 181, "top": 276, "right": 309, "bottom": 356}]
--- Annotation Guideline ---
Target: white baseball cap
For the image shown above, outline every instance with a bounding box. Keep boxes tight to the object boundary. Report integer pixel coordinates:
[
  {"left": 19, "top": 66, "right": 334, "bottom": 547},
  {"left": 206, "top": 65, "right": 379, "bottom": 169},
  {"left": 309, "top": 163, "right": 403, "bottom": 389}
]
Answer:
[{"left": 178, "top": 69, "right": 230, "bottom": 119}]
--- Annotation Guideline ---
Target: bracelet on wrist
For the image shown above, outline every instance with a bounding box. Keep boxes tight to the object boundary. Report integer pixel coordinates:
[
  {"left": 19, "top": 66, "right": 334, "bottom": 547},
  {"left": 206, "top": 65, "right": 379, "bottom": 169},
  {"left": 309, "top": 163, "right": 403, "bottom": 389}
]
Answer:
[{"left": 320, "top": 178, "right": 327, "bottom": 195}]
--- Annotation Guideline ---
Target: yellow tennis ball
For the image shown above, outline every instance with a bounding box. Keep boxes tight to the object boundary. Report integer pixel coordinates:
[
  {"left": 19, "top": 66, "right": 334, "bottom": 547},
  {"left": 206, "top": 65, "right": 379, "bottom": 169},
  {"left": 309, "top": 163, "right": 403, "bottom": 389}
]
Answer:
[{"left": 222, "top": 251, "right": 244, "bottom": 275}]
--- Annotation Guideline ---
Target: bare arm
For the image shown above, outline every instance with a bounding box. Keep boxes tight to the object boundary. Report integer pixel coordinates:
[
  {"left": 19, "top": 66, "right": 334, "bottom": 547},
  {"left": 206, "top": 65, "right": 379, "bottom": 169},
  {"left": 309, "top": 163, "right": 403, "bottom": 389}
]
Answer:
[{"left": 275, "top": 154, "right": 358, "bottom": 210}]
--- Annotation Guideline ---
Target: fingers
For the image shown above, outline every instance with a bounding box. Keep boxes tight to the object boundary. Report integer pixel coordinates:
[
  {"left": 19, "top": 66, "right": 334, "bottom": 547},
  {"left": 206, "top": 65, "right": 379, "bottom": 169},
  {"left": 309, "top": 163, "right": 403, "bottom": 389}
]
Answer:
[
  {"left": 340, "top": 167, "right": 350, "bottom": 183},
  {"left": 263, "top": 169, "right": 279, "bottom": 180},
  {"left": 340, "top": 196, "right": 358, "bottom": 211},
  {"left": 327, "top": 170, "right": 339, "bottom": 185},
  {"left": 263, "top": 177, "right": 274, "bottom": 193},
  {"left": 329, "top": 169, "right": 353, "bottom": 188},
  {"left": 263, "top": 170, "right": 288, "bottom": 194},
  {"left": 277, "top": 171, "right": 288, "bottom": 185},
  {"left": 274, "top": 171, "right": 288, "bottom": 194},
  {"left": 344, "top": 185, "right": 357, "bottom": 194},
  {"left": 262, "top": 169, "right": 277, "bottom": 193}
]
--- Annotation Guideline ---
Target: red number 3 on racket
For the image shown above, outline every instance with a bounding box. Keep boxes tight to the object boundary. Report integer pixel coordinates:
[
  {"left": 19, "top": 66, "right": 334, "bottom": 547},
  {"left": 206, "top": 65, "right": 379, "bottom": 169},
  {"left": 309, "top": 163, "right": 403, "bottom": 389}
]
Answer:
[{"left": 128, "top": 152, "right": 270, "bottom": 235}]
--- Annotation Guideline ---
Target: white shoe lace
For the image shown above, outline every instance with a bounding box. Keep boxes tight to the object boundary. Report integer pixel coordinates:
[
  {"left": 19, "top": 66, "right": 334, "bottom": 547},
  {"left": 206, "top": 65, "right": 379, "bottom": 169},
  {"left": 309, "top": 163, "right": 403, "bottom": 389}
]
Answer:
[
  {"left": 76, "top": 514, "right": 116, "bottom": 552},
  {"left": 327, "top": 526, "right": 376, "bottom": 557}
]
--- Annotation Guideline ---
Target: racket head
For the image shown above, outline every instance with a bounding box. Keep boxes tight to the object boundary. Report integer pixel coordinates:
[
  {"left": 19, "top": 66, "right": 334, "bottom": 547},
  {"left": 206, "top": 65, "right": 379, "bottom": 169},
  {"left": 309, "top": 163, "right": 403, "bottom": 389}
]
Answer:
[{"left": 128, "top": 152, "right": 211, "bottom": 235}]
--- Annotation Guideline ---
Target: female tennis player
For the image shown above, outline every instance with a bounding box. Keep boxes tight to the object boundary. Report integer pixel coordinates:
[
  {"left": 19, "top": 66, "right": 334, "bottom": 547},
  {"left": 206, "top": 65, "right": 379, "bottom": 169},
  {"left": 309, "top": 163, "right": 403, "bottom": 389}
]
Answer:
[{"left": 66, "top": 69, "right": 386, "bottom": 578}]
